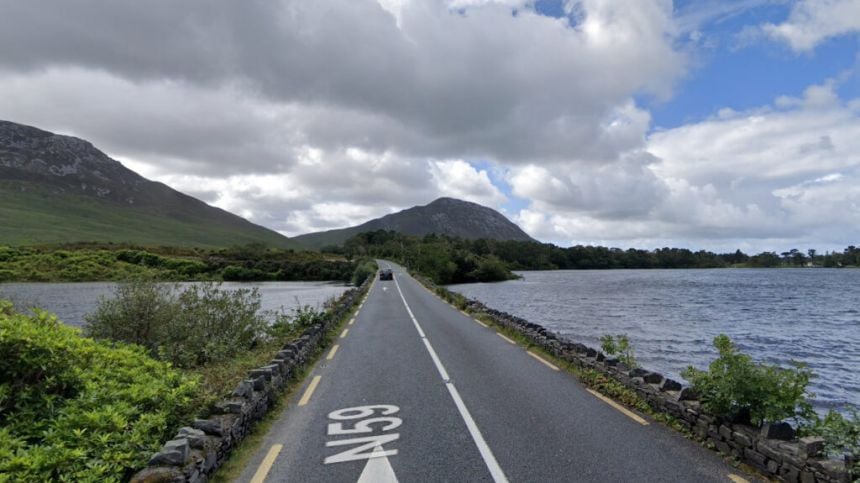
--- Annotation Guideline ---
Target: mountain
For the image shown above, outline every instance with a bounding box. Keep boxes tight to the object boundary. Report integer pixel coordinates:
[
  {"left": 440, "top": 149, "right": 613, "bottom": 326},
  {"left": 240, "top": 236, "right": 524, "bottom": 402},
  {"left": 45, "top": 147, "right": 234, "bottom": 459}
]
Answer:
[
  {"left": 0, "top": 120, "right": 296, "bottom": 248},
  {"left": 294, "top": 197, "right": 535, "bottom": 249}
]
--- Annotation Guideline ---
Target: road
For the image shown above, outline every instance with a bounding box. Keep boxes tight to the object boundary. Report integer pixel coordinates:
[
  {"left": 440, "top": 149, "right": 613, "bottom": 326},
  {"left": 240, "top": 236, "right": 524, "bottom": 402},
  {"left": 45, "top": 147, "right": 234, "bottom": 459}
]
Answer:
[{"left": 236, "top": 261, "right": 755, "bottom": 483}]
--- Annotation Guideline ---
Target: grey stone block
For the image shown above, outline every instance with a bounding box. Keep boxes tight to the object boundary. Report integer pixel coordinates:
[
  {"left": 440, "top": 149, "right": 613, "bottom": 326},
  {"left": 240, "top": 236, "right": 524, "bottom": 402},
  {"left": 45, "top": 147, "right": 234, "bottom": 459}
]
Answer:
[
  {"left": 148, "top": 438, "right": 189, "bottom": 466},
  {"left": 193, "top": 418, "right": 226, "bottom": 436},
  {"left": 130, "top": 466, "right": 185, "bottom": 483},
  {"left": 732, "top": 430, "right": 753, "bottom": 448},
  {"left": 659, "top": 378, "right": 682, "bottom": 392},
  {"left": 797, "top": 436, "right": 825, "bottom": 458},
  {"left": 761, "top": 421, "right": 795, "bottom": 441},
  {"left": 177, "top": 427, "right": 206, "bottom": 449},
  {"left": 231, "top": 380, "right": 253, "bottom": 398},
  {"left": 643, "top": 372, "right": 664, "bottom": 385}
]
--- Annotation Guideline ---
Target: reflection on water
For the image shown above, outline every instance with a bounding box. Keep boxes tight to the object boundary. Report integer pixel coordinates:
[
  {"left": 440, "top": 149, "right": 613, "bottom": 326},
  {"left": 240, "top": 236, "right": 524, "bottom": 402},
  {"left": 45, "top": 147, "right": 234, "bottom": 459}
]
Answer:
[
  {"left": 450, "top": 269, "right": 860, "bottom": 412},
  {"left": 0, "top": 281, "right": 350, "bottom": 328}
]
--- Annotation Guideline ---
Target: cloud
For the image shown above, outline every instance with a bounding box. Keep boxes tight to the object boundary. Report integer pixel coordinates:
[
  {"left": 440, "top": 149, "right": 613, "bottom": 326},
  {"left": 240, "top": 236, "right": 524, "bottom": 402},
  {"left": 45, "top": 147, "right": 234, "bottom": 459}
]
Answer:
[
  {"left": 761, "top": 0, "right": 860, "bottom": 52},
  {"left": 429, "top": 160, "right": 508, "bottom": 207},
  {"left": 505, "top": 79, "right": 860, "bottom": 252},
  {"left": 0, "top": 0, "right": 684, "bottom": 165}
]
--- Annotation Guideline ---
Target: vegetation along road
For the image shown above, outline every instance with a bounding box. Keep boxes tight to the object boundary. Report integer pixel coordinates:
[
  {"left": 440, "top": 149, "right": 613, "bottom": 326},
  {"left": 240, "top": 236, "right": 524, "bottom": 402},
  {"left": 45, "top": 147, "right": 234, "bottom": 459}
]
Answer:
[{"left": 237, "top": 261, "right": 754, "bottom": 483}]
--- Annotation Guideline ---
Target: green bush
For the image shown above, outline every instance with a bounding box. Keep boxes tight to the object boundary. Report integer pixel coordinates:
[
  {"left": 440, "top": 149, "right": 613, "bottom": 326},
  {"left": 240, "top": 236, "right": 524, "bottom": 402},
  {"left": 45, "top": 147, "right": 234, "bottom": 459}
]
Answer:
[
  {"left": 682, "top": 334, "right": 814, "bottom": 426},
  {"left": 600, "top": 334, "right": 637, "bottom": 368},
  {"left": 468, "top": 256, "right": 514, "bottom": 282},
  {"left": 351, "top": 259, "right": 378, "bottom": 286},
  {"left": 267, "top": 305, "right": 328, "bottom": 340},
  {"left": 805, "top": 410, "right": 860, "bottom": 462},
  {"left": 85, "top": 281, "right": 268, "bottom": 368},
  {"left": 0, "top": 300, "right": 199, "bottom": 481}
]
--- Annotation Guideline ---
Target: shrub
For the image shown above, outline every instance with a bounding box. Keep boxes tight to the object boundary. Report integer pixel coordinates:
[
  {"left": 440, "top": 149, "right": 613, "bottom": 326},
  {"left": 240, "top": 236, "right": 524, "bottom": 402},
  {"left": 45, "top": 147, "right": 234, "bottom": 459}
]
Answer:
[
  {"left": 0, "top": 301, "right": 199, "bottom": 481},
  {"left": 682, "top": 334, "right": 814, "bottom": 426},
  {"left": 468, "top": 256, "right": 513, "bottom": 282},
  {"left": 600, "top": 334, "right": 637, "bottom": 368},
  {"left": 267, "top": 305, "right": 328, "bottom": 340},
  {"left": 351, "top": 259, "right": 378, "bottom": 286},
  {"left": 805, "top": 410, "right": 860, "bottom": 461},
  {"left": 85, "top": 281, "right": 268, "bottom": 368}
]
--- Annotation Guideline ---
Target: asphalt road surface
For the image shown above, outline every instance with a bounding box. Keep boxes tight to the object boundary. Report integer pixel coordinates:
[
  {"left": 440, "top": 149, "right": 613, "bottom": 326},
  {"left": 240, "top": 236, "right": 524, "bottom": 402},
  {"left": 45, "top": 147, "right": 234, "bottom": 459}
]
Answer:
[{"left": 236, "top": 261, "right": 755, "bottom": 483}]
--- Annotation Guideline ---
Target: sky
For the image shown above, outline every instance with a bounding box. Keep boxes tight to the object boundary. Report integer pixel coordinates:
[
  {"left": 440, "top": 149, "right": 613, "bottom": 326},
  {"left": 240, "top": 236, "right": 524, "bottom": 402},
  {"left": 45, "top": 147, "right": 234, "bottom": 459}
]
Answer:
[{"left": 0, "top": 0, "right": 859, "bottom": 253}]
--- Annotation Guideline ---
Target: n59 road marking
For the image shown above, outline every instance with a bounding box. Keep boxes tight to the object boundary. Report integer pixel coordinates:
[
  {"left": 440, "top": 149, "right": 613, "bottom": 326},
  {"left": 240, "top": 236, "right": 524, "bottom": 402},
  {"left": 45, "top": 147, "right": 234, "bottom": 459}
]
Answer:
[{"left": 324, "top": 405, "right": 402, "bottom": 464}]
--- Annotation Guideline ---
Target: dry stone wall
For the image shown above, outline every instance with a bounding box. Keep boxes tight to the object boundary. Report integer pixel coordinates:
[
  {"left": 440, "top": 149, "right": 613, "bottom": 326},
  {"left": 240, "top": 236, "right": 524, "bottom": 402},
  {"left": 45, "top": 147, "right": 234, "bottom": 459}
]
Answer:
[
  {"left": 130, "top": 278, "right": 371, "bottom": 483},
  {"left": 461, "top": 296, "right": 853, "bottom": 483}
]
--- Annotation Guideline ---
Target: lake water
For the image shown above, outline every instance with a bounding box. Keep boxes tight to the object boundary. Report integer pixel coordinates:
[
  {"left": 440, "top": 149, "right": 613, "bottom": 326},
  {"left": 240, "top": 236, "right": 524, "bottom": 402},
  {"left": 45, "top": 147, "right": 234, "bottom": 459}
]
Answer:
[
  {"left": 450, "top": 269, "right": 860, "bottom": 413},
  {"left": 0, "top": 281, "right": 350, "bottom": 328}
]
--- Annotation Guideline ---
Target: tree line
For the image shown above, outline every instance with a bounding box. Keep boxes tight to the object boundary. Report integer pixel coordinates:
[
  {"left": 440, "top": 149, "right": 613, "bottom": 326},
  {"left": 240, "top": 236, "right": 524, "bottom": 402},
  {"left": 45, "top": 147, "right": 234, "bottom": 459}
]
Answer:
[{"left": 325, "top": 230, "right": 860, "bottom": 283}]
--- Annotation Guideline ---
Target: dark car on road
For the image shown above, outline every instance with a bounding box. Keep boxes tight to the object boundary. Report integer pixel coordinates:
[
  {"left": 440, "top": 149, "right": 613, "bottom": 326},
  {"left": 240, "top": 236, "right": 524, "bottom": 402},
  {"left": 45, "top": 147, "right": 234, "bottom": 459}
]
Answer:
[{"left": 379, "top": 269, "right": 393, "bottom": 280}]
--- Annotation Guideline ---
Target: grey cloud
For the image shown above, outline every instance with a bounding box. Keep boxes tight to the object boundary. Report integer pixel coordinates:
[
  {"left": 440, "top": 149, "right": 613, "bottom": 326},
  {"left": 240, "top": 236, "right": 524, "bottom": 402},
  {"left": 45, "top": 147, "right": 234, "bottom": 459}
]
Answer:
[{"left": 0, "top": 0, "right": 683, "bottom": 164}]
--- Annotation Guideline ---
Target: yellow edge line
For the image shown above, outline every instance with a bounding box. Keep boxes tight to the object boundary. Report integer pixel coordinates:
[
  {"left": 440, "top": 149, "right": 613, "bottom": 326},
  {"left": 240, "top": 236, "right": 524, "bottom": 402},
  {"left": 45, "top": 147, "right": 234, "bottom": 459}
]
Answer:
[
  {"left": 340, "top": 328, "right": 349, "bottom": 339},
  {"left": 586, "top": 388, "right": 649, "bottom": 426},
  {"left": 496, "top": 333, "right": 516, "bottom": 345},
  {"left": 474, "top": 319, "right": 488, "bottom": 328},
  {"left": 527, "top": 351, "right": 560, "bottom": 371},
  {"left": 728, "top": 474, "right": 749, "bottom": 483},
  {"left": 327, "top": 344, "right": 340, "bottom": 360},
  {"left": 250, "top": 444, "right": 283, "bottom": 483},
  {"left": 298, "top": 375, "right": 322, "bottom": 407},
  {"left": 349, "top": 317, "right": 355, "bottom": 326}
]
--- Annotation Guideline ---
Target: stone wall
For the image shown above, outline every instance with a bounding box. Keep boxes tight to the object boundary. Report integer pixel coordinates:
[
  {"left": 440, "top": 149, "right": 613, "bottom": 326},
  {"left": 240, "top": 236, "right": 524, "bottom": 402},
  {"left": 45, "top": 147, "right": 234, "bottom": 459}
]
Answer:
[
  {"left": 130, "top": 278, "right": 371, "bottom": 483},
  {"left": 460, "top": 296, "right": 854, "bottom": 483}
]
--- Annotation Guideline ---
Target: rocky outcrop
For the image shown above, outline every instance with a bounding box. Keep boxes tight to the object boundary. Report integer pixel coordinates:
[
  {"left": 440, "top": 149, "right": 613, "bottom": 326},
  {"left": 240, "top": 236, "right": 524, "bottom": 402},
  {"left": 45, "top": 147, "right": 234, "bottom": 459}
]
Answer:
[
  {"left": 0, "top": 119, "right": 295, "bottom": 247},
  {"left": 294, "top": 197, "right": 535, "bottom": 248}
]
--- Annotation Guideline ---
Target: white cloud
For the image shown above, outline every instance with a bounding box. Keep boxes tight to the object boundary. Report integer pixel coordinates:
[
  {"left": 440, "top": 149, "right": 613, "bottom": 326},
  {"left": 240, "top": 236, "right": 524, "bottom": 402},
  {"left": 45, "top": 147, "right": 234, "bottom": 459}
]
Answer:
[
  {"left": 507, "top": 79, "right": 860, "bottom": 252},
  {"left": 429, "top": 160, "right": 507, "bottom": 208},
  {"left": 762, "top": 0, "right": 860, "bottom": 52}
]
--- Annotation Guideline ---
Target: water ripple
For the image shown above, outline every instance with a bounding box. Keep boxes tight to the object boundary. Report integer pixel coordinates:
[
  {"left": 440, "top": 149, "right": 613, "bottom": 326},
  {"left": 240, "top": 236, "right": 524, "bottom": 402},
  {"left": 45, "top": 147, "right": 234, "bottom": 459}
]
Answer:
[{"left": 451, "top": 269, "right": 860, "bottom": 413}]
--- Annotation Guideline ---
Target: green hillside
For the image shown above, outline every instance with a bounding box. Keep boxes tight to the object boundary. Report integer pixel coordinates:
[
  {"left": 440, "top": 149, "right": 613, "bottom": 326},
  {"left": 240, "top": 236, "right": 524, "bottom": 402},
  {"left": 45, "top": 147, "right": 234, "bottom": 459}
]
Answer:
[
  {"left": 0, "top": 182, "right": 296, "bottom": 249},
  {"left": 0, "top": 120, "right": 298, "bottom": 249}
]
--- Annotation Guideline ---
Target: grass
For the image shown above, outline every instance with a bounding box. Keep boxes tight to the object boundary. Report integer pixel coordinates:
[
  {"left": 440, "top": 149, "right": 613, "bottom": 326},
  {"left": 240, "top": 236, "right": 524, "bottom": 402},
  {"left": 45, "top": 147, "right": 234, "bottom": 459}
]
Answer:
[{"left": 0, "top": 182, "right": 296, "bottom": 249}]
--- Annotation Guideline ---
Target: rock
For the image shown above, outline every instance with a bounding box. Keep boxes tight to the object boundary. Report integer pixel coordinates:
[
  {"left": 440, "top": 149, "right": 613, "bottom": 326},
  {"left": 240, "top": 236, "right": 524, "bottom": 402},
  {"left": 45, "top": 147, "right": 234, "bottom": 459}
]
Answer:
[
  {"left": 677, "top": 387, "right": 699, "bottom": 401},
  {"left": 761, "top": 421, "right": 795, "bottom": 441},
  {"left": 249, "top": 367, "right": 273, "bottom": 382},
  {"left": 177, "top": 427, "right": 207, "bottom": 449},
  {"left": 250, "top": 375, "right": 266, "bottom": 391},
  {"left": 758, "top": 440, "right": 784, "bottom": 462},
  {"left": 732, "top": 431, "right": 754, "bottom": 448},
  {"left": 605, "top": 357, "right": 618, "bottom": 367},
  {"left": 743, "top": 448, "right": 768, "bottom": 471},
  {"left": 659, "top": 378, "right": 682, "bottom": 392},
  {"left": 130, "top": 466, "right": 185, "bottom": 483},
  {"left": 780, "top": 464, "right": 801, "bottom": 483},
  {"left": 148, "top": 438, "right": 189, "bottom": 466},
  {"left": 193, "top": 418, "right": 226, "bottom": 436},
  {"left": 643, "top": 372, "right": 664, "bottom": 385},
  {"left": 797, "top": 436, "right": 825, "bottom": 458},
  {"left": 214, "top": 399, "right": 246, "bottom": 414},
  {"left": 629, "top": 367, "right": 648, "bottom": 378},
  {"left": 766, "top": 459, "right": 780, "bottom": 474},
  {"left": 231, "top": 380, "right": 253, "bottom": 398}
]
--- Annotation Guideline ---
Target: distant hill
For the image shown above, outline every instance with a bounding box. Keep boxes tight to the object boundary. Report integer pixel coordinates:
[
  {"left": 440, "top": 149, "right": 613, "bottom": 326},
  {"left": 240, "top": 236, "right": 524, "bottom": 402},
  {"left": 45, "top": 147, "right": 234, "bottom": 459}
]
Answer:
[
  {"left": 294, "top": 197, "right": 535, "bottom": 249},
  {"left": 0, "top": 120, "right": 297, "bottom": 248}
]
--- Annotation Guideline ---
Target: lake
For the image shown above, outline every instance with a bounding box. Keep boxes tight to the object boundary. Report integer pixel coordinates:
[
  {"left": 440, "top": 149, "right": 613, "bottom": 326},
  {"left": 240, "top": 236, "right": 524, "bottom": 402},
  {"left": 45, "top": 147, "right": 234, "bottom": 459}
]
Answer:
[
  {"left": 450, "top": 269, "right": 860, "bottom": 413},
  {"left": 0, "top": 281, "right": 350, "bottom": 328}
]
